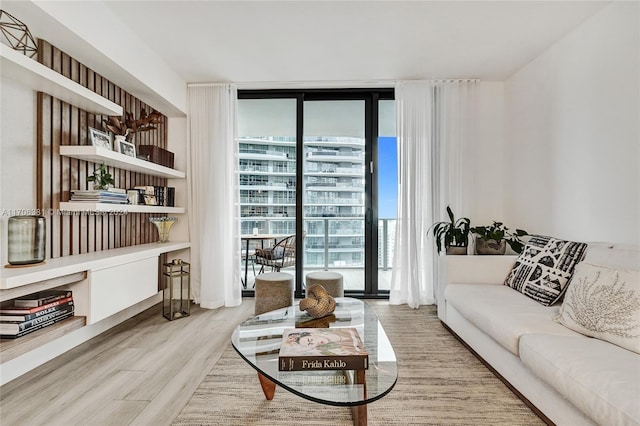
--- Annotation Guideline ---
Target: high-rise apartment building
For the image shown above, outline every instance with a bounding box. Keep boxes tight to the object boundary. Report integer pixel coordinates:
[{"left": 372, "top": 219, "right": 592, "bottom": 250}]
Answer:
[{"left": 239, "top": 135, "right": 366, "bottom": 269}]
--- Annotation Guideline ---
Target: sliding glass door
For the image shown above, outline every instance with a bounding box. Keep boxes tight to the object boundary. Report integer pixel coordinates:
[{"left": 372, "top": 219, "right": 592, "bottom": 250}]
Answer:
[
  {"left": 238, "top": 89, "right": 394, "bottom": 298},
  {"left": 303, "top": 100, "right": 366, "bottom": 292}
]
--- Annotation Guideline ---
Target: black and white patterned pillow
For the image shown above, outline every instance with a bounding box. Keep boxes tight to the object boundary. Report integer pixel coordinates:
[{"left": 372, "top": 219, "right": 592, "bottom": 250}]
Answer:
[{"left": 504, "top": 235, "right": 588, "bottom": 306}]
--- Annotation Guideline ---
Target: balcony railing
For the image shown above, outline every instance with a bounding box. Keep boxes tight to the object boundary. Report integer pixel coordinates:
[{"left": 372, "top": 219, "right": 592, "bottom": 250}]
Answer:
[
  {"left": 240, "top": 165, "right": 296, "bottom": 174},
  {"left": 241, "top": 217, "right": 396, "bottom": 270}
]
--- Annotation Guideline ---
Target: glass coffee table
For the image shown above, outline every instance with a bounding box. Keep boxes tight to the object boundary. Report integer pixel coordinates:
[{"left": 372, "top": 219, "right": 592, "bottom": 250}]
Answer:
[{"left": 231, "top": 298, "right": 398, "bottom": 425}]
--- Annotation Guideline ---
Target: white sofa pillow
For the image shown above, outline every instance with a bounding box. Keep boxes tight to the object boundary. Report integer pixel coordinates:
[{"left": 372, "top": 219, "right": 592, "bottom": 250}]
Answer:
[{"left": 558, "top": 262, "right": 640, "bottom": 354}]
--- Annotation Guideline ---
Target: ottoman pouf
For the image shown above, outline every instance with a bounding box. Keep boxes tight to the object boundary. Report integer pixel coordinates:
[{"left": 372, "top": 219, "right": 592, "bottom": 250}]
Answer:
[
  {"left": 254, "top": 272, "right": 294, "bottom": 315},
  {"left": 305, "top": 271, "right": 344, "bottom": 297}
]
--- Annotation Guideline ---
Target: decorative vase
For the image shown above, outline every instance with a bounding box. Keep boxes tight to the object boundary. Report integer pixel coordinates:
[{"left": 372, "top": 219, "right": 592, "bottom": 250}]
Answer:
[
  {"left": 114, "top": 135, "right": 127, "bottom": 151},
  {"left": 475, "top": 238, "right": 507, "bottom": 255},
  {"left": 7, "top": 215, "right": 46, "bottom": 265},
  {"left": 150, "top": 217, "right": 177, "bottom": 243},
  {"left": 446, "top": 246, "right": 468, "bottom": 255}
]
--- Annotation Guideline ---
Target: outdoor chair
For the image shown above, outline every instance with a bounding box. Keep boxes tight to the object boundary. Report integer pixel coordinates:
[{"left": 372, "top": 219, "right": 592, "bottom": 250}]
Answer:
[{"left": 253, "top": 234, "right": 299, "bottom": 275}]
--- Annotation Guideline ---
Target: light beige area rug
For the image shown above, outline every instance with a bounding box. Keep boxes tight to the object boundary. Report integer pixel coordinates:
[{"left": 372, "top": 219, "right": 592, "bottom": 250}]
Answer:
[{"left": 172, "top": 302, "right": 543, "bottom": 425}]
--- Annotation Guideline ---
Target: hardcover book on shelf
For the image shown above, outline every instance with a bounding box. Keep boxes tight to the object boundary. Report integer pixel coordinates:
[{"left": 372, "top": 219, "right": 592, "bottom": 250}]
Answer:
[
  {"left": 0, "top": 310, "right": 74, "bottom": 339},
  {"left": 70, "top": 189, "right": 127, "bottom": 204},
  {"left": 0, "top": 300, "right": 74, "bottom": 322},
  {"left": 0, "top": 296, "right": 73, "bottom": 315},
  {"left": 13, "top": 290, "right": 72, "bottom": 308},
  {"left": 0, "top": 305, "right": 74, "bottom": 334},
  {"left": 278, "top": 327, "right": 368, "bottom": 372}
]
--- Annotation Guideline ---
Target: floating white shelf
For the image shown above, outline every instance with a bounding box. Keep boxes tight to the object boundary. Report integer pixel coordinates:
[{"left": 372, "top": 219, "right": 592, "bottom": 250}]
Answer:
[
  {"left": 0, "top": 44, "right": 123, "bottom": 116},
  {"left": 1, "top": 241, "right": 191, "bottom": 291},
  {"left": 58, "top": 202, "right": 185, "bottom": 214},
  {"left": 59, "top": 146, "right": 186, "bottom": 179}
]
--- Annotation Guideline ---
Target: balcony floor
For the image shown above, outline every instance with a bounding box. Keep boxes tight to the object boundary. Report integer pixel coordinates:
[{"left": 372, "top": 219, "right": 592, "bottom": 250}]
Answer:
[{"left": 241, "top": 265, "right": 392, "bottom": 293}]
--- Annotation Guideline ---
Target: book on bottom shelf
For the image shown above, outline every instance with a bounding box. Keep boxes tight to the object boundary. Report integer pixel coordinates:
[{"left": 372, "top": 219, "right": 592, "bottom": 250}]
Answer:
[
  {"left": 278, "top": 327, "right": 368, "bottom": 371},
  {"left": 12, "top": 290, "right": 72, "bottom": 308},
  {"left": 0, "top": 299, "right": 74, "bottom": 322},
  {"left": 0, "top": 309, "right": 74, "bottom": 339}
]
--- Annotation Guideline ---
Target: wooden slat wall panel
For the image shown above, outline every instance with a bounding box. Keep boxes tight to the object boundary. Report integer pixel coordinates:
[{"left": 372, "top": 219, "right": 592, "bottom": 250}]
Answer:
[{"left": 36, "top": 40, "right": 169, "bottom": 258}]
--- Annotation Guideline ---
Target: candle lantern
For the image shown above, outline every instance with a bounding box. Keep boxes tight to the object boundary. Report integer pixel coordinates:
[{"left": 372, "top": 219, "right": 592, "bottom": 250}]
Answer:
[{"left": 162, "top": 259, "right": 190, "bottom": 320}]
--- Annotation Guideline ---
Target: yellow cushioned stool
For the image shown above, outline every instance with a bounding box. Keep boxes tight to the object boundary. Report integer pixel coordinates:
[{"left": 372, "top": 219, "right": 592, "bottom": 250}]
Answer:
[
  {"left": 254, "top": 272, "right": 294, "bottom": 315},
  {"left": 305, "top": 271, "right": 344, "bottom": 298}
]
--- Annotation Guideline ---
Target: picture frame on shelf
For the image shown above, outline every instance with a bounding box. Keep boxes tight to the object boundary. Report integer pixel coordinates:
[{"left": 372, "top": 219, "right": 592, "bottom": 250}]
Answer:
[
  {"left": 117, "top": 140, "right": 136, "bottom": 158},
  {"left": 88, "top": 127, "right": 112, "bottom": 150},
  {"left": 144, "top": 194, "right": 158, "bottom": 206}
]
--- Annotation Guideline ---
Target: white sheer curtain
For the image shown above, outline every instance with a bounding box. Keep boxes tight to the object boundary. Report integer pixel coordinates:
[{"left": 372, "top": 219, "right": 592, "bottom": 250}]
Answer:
[
  {"left": 187, "top": 84, "right": 242, "bottom": 308},
  {"left": 390, "top": 80, "right": 476, "bottom": 308}
]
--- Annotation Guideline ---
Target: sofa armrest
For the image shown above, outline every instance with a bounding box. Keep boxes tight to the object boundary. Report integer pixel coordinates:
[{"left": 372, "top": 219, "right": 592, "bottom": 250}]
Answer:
[
  {"left": 436, "top": 255, "right": 518, "bottom": 322},
  {"left": 444, "top": 255, "right": 517, "bottom": 285}
]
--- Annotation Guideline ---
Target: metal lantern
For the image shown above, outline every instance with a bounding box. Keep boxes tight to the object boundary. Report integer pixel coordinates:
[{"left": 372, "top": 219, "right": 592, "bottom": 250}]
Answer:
[{"left": 162, "top": 259, "right": 190, "bottom": 320}]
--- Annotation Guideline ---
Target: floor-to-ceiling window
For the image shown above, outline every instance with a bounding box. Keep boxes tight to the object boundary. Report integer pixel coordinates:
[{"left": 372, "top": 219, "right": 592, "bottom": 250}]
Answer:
[{"left": 238, "top": 89, "right": 395, "bottom": 298}]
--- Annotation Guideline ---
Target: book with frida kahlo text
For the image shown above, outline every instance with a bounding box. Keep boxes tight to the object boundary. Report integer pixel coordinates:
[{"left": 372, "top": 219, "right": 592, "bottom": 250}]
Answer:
[{"left": 278, "top": 327, "right": 368, "bottom": 371}]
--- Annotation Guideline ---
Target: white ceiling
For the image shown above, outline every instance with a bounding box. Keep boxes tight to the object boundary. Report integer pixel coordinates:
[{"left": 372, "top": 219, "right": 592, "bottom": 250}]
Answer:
[{"left": 105, "top": 1, "right": 609, "bottom": 84}]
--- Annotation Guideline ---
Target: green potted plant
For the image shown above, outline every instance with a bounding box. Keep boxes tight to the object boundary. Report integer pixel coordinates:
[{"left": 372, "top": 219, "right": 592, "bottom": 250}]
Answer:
[
  {"left": 429, "top": 206, "right": 471, "bottom": 255},
  {"left": 470, "top": 221, "right": 528, "bottom": 255},
  {"left": 86, "top": 163, "right": 114, "bottom": 190}
]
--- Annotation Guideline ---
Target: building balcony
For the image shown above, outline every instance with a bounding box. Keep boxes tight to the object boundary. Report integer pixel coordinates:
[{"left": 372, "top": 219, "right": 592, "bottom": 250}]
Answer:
[
  {"left": 239, "top": 149, "right": 295, "bottom": 161},
  {"left": 304, "top": 167, "right": 364, "bottom": 176},
  {"left": 305, "top": 151, "right": 364, "bottom": 163},
  {"left": 240, "top": 137, "right": 296, "bottom": 146}
]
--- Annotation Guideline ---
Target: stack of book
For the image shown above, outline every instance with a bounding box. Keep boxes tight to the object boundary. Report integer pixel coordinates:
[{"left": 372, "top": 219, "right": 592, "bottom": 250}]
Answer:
[
  {"left": 70, "top": 188, "right": 127, "bottom": 204},
  {"left": 278, "top": 327, "right": 368, "bottom": 371},
  {"left": 0, "top": 290, "right": 74, "bottom": 339}
]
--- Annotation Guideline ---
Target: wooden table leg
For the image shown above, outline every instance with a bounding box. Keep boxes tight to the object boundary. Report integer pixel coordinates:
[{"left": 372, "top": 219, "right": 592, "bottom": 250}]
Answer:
[
  {"left": 351, "top": 405, "right": 367, "bottom": 426},
  {"left": 258, "top": 372, "right": 276, "bottom": 400},
  {"left": 350, "top": 369, "right": 367, "bottom": 425}
]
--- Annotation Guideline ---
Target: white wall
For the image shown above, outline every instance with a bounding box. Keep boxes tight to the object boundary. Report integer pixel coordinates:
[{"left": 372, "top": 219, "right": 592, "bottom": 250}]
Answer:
[
  {"left": 504, "top": 1, "right": 639, "bottom": 244},
  {"left": 467, "top": 81, "right": 505, "bottom": 226},
  {"left": 167, "top": 117, "right": 190, "bottom": 263},
  {"left": 0, "top": 77, "right": 38, "bottom": 265}
]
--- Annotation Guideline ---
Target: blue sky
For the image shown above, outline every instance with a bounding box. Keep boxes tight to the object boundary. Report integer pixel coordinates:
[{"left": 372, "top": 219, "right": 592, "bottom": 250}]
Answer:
[{"left": 378, "top": 137, "right": 398, "bottom": 219}]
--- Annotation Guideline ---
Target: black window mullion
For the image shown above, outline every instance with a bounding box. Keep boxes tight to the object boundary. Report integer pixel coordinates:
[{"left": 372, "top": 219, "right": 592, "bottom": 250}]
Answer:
[{"left": 238, "top": 88, "right": 394, "bottom": 299}]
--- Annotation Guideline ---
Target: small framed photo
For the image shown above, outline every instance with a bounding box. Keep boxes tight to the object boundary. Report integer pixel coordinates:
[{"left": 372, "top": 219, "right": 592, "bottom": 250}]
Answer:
[
  {"left": 89, "top": 127, "right": 112, "bottom": 150},
  {"left": 144, "top": 194, "right": 158, "bottom": 206},
  {"left": 117, "top": 140, "right": 136, "bottom": 158}
]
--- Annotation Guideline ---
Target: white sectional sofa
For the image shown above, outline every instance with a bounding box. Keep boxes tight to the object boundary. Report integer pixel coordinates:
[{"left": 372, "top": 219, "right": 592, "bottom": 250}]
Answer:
[{"left": 438, "top": 243, "right": 640, "bottom": 426}]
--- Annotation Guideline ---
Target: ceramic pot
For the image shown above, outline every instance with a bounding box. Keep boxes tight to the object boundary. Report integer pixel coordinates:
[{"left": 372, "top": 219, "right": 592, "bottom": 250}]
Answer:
[
  {"left": 475, "top": 237, "right": 506, "bottom": 255},
  {"left": 446, "top": 246, "right": 468, "bottom": 255}
]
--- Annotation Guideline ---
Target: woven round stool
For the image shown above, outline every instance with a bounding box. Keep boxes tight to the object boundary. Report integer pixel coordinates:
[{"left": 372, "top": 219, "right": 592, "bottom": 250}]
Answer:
[
  {"left": 254, "top": 272, "right": 294, "bottom": 315},
  {"left": 305, "top": 271, "right": 344, "bottom": 298}
]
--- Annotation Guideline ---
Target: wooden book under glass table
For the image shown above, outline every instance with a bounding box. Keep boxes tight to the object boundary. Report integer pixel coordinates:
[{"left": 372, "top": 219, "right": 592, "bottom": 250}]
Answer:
[{"left": 231, "top": 298, "right": 398, "bottom": 426}]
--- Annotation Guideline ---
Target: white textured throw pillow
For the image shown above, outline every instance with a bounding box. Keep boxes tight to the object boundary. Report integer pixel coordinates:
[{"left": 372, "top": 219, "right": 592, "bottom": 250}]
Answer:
[{"left": 558, "top": 262, "right": 640, "bottom": 354}]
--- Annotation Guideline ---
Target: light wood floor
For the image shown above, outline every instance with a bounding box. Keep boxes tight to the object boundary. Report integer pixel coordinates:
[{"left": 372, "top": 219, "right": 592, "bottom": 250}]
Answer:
[{"left": 0, "top": 300, "right": 256, "bottom": 426}]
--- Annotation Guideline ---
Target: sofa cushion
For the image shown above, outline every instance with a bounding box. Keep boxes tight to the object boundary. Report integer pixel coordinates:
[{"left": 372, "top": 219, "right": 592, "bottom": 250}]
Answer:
[
  {"left": 504, "top": 235, "right": 588, "bottom": 306},
  {"left": 584, "top": 243, "right": 640, "bottom": 270},
  {"left": 445, "top": 284, "right": 580, "bottom": 355},
  {"left": 519, "top": 333, "right": 640, "bottom": 426},
  {"left": 558, "top": 262, "right": 640, "bottom": 354}
]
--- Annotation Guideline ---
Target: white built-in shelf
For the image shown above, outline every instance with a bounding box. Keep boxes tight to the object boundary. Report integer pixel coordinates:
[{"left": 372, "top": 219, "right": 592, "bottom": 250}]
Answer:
[
  {"left": 58, "top": 202, "right": 185, "bottom": 214},
  {"left": 0, "top": 44, "right": 123, "bottom": 116},
  {"left": 1, "top": 241, "right": 191, "bottom": 291},
  {"left": 59, "top": 146, "right": 186, "bottom": 179},
  {"left": 0, "top": 316, "right": 86, "bottom": 362}
]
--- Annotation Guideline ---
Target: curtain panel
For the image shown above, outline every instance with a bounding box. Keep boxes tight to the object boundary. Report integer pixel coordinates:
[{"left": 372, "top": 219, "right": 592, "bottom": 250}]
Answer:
[
  {"left": 390, "top": 80, "right": 476, "bottom": 308},
  {"left": 187, "top": 84, "right": 242, "bottom": 308}
]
